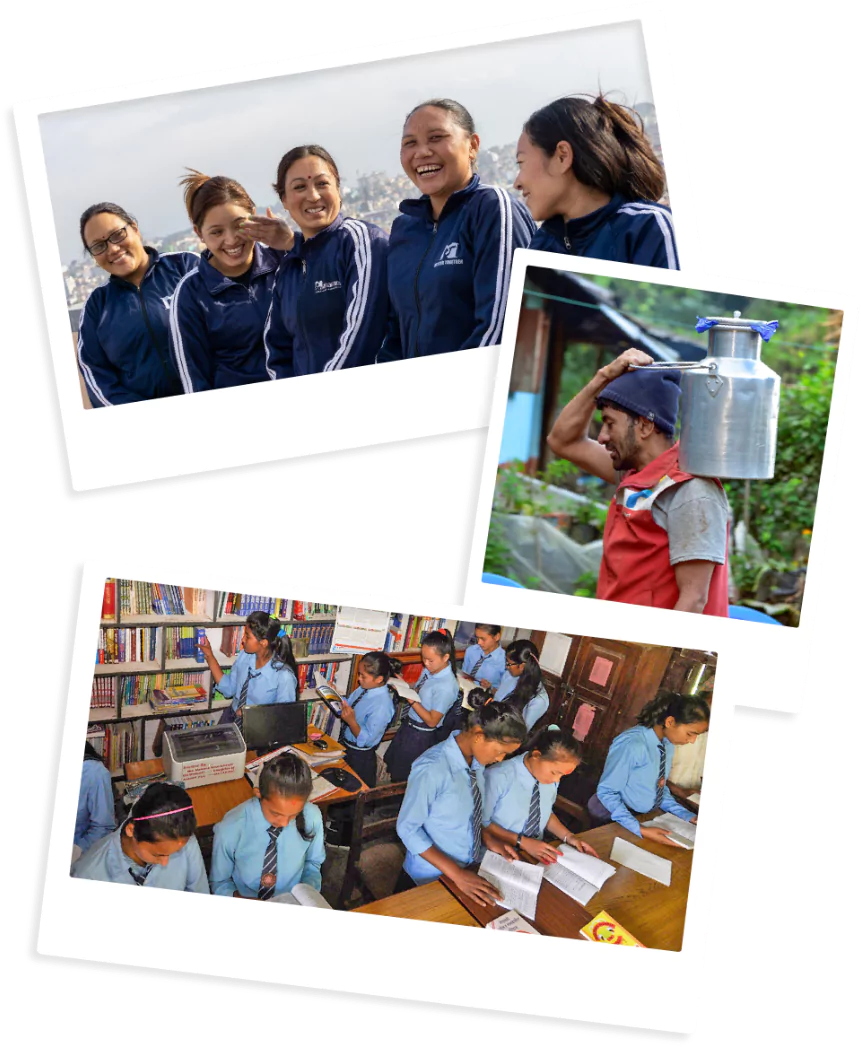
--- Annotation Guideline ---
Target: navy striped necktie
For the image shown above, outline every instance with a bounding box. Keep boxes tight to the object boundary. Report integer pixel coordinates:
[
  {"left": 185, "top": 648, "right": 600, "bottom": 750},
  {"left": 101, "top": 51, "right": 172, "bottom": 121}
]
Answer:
[
  {"left": 258, "top": 824, "right": 285, "bottom": 900},
  {"left": 655, "top": 739, "right": 667, "bottom": 807},
  {"left": 236, "top": 668, "right": 261, "bottom": 725},
  {"left": 523, "top": 779, "right": 541, "bottom": 838},
  {"left": 472, "top": 652, "right": 488, "bottom": 677},
  {"left": 467, "top": 767, "right": 483, "bottom": 862},
  {"left": 128, "top": 863, "right": 153, "bottom": 886}
]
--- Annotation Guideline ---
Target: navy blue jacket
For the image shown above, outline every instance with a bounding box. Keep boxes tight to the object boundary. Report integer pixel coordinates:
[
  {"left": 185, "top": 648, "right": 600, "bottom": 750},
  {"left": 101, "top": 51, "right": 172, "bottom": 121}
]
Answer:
[
  {"left": 169, "top": 243, "right": 281, "bottom": 392},
  {"left": 263, "top": 212, "right": 389, "bottom": 378},
  {"left": 77, "top": 248, "right": 199, "bottom": 406},
  {"left": 529, "top": 194, "right": 679, "bottom": 269},
  {"left": 384, "top": 175, "right": 535, "bottom": 360}
]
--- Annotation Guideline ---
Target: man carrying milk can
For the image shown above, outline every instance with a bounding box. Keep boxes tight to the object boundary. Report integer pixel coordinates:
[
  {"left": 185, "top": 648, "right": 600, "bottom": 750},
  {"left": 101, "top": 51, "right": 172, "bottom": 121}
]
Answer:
[{"left": 547, "top": 348, "right": 730, "bottom": 616}]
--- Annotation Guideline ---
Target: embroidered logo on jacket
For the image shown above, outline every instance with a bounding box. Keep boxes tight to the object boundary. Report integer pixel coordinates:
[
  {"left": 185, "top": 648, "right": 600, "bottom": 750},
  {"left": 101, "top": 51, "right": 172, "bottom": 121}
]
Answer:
[
  {"left": 315, "top": 279, "right": 342, "bottom": 293},
  {"left": 434, "top": 242, "right": 464, "bottom": 267}
]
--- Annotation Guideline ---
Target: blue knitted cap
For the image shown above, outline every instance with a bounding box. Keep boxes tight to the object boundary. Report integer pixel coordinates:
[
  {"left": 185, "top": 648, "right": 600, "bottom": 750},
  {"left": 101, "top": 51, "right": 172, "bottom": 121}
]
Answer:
[{"left": 599, "top": 367, "right": 681, "bottom": 435}]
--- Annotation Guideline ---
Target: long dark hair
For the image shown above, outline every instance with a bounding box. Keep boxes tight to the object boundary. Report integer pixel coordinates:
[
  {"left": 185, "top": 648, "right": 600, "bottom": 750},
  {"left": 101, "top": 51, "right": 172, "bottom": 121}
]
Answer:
[
  {"left": 273, "top": 144, "right": 341, "bottom": 198},
  {"left": 524, "top": 725, "right": 581, "bottom": 762},
  {"left": 125, "top": 783, "right": 196, "bottom": 843},
  {"left": 466, "top": 700, "right": 528, "bottom": 745},
  {"left": 259, "top": 753, "right": 315, "bottom": 842},
  {"left": 637, "top": 691, "right": 711, "bottom": 729},
  {"left": 246, "top": 611, "right": 300, "bottom": 678},
  {"left": 522, "top": 94, "right": 665, "bottom": 202},
  {"left": 84, "top": 741, "right": 104, "bottom": 763},
  {"left": 505, "top": 639, "right": 543, "bottom": 714},
  {"left": 360, "top": 651, "right": 403, "bottom": 682},
  {"left": 79, "top": 202, "right": 136, "bottom": 253},
  {"left": 422, "top": 629, "right": 458, "bottom": 678}
]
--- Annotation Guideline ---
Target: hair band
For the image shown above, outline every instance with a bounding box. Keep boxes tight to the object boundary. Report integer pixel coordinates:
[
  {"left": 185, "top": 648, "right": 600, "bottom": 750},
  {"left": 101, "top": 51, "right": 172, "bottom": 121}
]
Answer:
[{"left": 134, "top": 805, "right": 193, "bottom": 821}]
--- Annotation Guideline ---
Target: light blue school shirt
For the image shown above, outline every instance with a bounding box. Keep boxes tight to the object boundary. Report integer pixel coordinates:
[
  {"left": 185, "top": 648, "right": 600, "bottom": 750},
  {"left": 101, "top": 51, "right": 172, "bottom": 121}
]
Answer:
[
  {"left": 493, "top": 677, "right": 550, "bottom": 730},
  {"left": 596, "top": 724, "right": 696, "bottom": 837},
  {"left": 70, "top": 827, "right": 209, "bottom": 892},
  {"left": 341, "top": 684, "right": 394, "bottom": 748},
  {"left": 210, "top": 797, "right": 325, "bottom": 897},
  {"left": 397, "top": 731, "right": 486, "bottom": 885},
  {"left": 462, "top": 644, "right": 505, "bottom": 688},
  {"left": 494, "top": 670, "right": 517, "bottom": 701},
  {"left": 215, "top": 650, "right": 297, "bottom": 713},
  {"left": 406, "top": 665, "right": 460, "bottom": 726},
  {"left": 75, "top": 759, "right": 116, "bottom": 851},
  {"left": 483, "top": 752, "right": 559, "bottom": 836}
]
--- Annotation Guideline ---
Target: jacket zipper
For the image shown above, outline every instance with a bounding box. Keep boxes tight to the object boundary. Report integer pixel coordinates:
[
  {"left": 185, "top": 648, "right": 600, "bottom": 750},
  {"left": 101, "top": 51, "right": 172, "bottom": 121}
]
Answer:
[
  {"left": 563, "top": 234, "right": 572, "bottom": 253},
  {"left": 411, "top": 220, "right": 438, "bottom": 358},
  {"left": 138, "top": 285, "right": 178, "bottom": 392},
  {"left": 297, "top": 258, "right": 313, "bottom": 366}
]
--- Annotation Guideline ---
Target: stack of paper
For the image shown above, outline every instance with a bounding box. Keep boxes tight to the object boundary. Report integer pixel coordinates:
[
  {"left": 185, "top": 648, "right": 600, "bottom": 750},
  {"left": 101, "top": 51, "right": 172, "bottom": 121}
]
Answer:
[
  {"left": 610, "top": 837, "right": 673, "bottom": 886},
  {"left": 542, "top": 844, "right": 616, "bottom": 905},
  {"left": 641, "top": 812, "right": 696, "bottom": 849}
]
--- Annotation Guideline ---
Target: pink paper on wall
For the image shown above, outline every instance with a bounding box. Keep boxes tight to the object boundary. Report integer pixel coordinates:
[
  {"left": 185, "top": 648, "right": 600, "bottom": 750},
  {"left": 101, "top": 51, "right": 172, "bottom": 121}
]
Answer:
[
  {"left": 589, "top": 656, "right": 614, "bottom": 687},
  {"left": 572, "top": 703, "right": 596, "bottom": 741}
]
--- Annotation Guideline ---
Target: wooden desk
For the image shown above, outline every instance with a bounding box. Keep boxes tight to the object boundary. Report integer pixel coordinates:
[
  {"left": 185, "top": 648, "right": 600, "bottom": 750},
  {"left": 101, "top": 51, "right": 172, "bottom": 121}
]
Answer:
[
  {"left": 442, "top": 822, "right": 692, "bottom": 950},
  {"left": 355, "top": 881, "right": 480, "bottom": 928},
  {"left": 124, "top": 753, "right": 368, "bottom": 831}
]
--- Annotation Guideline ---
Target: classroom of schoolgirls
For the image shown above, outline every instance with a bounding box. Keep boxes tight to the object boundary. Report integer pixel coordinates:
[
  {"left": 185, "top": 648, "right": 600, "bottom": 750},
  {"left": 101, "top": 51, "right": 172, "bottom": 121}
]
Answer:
[{"left": 76, "top": 578, "right": 715, "bottom": 949}]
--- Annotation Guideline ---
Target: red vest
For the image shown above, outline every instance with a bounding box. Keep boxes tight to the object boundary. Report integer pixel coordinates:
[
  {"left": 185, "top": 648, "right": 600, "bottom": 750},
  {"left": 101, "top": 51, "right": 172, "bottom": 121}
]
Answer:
[{"left": 596, "top": 443, "right": 729, "bottom": 616}]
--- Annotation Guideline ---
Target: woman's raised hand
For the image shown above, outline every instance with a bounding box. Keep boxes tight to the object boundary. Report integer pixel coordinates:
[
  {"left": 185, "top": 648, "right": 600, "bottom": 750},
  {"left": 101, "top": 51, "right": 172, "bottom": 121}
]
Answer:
[{"left": 241, "top": 208, "right": 295, "bottom": 251}]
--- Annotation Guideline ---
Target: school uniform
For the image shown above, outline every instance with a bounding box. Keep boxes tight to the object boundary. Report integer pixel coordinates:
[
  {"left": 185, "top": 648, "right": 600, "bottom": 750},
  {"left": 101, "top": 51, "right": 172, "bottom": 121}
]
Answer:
[
  {"left": 396, "top": 731, "right": 487, "bottom": 885},
  {"left": 462, "top": 644, "right": 506, "bottom": 689},
  {"left": 383, "top": 666, "right": 460, "bottom": 782},
  {"left": 169, "top": 243, "right": 281, "bottom": 392},
  {"left": 71, "top": 827, "right": 209, "bottom": 892},
  {"left": 493, "top": 673, "right": 549, "bottom": 730},
  {"left": 77, "top": 247, "right": 199, "bottom": 406},
  {"left": 483, "top": 752, "right": 558, "bottom": 837},
  {"left": 382, "top": 174, "right": 535, "bottom": 360},
  {"left": 529, "top": 194, "right": 679, "bottom": 269},
  {"left": 210, "top": 797, "right": 325, "bottom": 897},
  {"left": 592, "top": 724, "right": 696, "bottom": 836},
  {"left": 75, "top": 758, "right": 116, "bottom": 852},
  {"left": 263, "top": 212, "right": 389, "bottom": 377},
  {"left": 494, "top": 670, "right": 517, "bottom": 702},
  {"left": 215, "top": 651, "right": 297, "bottom": 726},
  {"left": 339, "top": 683, "right": 396, "bottom": 788}
]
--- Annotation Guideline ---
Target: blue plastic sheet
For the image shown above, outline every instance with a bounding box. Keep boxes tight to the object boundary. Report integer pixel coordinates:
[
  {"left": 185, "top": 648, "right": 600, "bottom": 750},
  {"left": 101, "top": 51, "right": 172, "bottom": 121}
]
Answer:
[
  {"left": 749, "top": 320, "right": 780, "bottom": 342},
  {"left": 695, "top": 316, "right": 719, "bottom": 333}
]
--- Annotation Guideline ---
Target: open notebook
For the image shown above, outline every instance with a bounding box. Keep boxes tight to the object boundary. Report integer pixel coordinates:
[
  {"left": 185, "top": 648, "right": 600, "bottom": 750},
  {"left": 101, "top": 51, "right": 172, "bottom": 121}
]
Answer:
[
  {"left": 542, "top": 844, "right": 616, "bottom": 906},
  {"left": 641, "top": 812, "right": 696, "bottom": 849},
  {"left": 478, "top": 852, "right": 545, "bottom": 921},
  {"left": 272, "top": 884, "right": 333, "bottom": 908}
]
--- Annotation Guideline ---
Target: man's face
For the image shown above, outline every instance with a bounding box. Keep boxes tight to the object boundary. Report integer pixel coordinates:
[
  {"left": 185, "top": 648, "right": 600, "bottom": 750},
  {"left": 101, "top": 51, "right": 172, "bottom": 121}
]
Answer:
[{"left": 598, "top": 406, "right": 641, "bottom": 471}]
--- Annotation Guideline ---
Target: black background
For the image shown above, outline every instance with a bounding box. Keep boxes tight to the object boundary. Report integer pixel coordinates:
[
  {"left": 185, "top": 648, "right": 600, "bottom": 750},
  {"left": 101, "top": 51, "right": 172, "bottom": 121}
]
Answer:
[{"left": 25, "top": 8, "right": 842, "bottom": 1034}]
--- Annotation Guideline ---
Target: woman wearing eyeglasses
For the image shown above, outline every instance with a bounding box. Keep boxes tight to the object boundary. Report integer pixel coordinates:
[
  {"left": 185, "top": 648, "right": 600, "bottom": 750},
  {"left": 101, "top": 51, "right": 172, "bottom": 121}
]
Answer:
[{"left": 76, "top": 203, "right": 199, "bottom": 407}]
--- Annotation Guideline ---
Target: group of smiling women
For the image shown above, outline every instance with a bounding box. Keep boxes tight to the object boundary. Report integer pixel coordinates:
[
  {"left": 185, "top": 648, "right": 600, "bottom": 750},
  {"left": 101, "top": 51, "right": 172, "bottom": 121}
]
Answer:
[{"left": 76, "top": 93, "right": 678, "bottom": 408}]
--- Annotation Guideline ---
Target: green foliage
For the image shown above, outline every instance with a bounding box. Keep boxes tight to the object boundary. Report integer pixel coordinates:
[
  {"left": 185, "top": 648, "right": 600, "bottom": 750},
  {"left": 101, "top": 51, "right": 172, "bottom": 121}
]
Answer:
[
  {"left": 573, "top": 571, "right": 599, "bottom": 599},
  {"left": 483, "top": 513, "right": 513, "bottom": 577}
]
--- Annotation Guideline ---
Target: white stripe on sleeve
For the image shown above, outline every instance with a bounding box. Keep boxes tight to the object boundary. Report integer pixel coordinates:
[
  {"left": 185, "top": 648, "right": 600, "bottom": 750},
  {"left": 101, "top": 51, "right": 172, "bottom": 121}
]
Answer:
[
  {"left": 617, "top": 203, "right": 678, "bottom": 270},
  {"left": 167, "top": 269, "right": 200, "bottom": 394},
  {"left": 477, "top": 186, "right": 513, "bottom": 348},
  {"left": 76, "top": 296, "right": 112, "bottom": 406},
  {"left": 323, "top": 219, "right": 372, "bottom": 372}
]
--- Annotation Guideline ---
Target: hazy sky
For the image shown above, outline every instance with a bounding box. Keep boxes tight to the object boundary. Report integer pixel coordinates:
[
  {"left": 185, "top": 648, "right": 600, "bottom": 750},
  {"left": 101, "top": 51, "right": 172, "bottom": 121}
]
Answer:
[{"left": 41, "top": 22, "right": 654, "bottom": 263}]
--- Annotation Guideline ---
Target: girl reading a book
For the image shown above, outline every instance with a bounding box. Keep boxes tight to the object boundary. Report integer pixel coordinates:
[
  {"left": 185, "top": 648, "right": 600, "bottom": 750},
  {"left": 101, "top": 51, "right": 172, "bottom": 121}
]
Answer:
[
  {"left": 590, "top": 691, "right": 708, "bottom": 846},
  {"left": 74, "top": 741, "right": 116, "bottom": 855},
  {"left": 76, "top": 202, "right": 199, "bottom": 407},
  {"left": 461, "top": 623, "right": 506, "bottom": 691},
  {"left": 338, "top": 651, "right": 401, "bottom": 788},
  {"left": 384, "top": 629, "right": 461, "bottom": 782},
  {"left": 210, "top": 752, "right": 325, "bottom": 899},
  {"left": 169, "top": 170, "right": 288, "bottom": 392},
  {"left": 483, "top": 726, "right": 599, "bottom": 863},
  {"left": 493, "top": 639, "right": 550, "bottom": 730},
  {"left": 71, "top": 782, "right": 209, "bottom": 892},
  {"left": 395, "top": 701, "right": 528, "bottom": 902},
  {"left": 199, "top": 611, "right": 298, "bottom": 729}
]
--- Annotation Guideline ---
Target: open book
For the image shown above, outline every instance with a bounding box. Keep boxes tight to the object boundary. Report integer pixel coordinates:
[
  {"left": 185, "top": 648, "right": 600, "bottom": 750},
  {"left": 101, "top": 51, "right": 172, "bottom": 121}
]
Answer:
[
  {"left": 542, "top": 844, "right": 616, "bottom": 906},
  {"left": 478, "top": 851, "right": 544, "bottom": 921},
  {"left": 272, "top": 883, "right": 332, "bottom": 908},
  {"left": 641, "top": 812, "right": 696, "bottom": 849}
]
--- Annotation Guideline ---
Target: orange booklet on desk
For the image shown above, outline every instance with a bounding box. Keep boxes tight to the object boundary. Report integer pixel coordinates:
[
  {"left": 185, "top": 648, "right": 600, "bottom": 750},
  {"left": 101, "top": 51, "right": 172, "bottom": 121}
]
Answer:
[{"left": 580, "top": 911, "right": 646, "bottom": 947}]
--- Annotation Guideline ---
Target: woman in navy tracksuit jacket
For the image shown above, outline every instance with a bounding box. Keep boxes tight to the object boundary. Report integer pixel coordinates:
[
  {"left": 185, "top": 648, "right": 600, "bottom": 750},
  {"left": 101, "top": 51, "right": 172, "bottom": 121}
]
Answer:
[
  {"left": 514, "top": 95, "right": 679, "bottom": 270},
  {"left": 169, "top": 171, "right": 284, "bottom": 393},
  {"left": 260, "top": 145, "right": 389, "bottom": 377},
  {"left": 77, "top": 203, "right": 198, "bottom": 406},
  {"left": 383, "top": 98, "right": 536, "bottom": 360}
]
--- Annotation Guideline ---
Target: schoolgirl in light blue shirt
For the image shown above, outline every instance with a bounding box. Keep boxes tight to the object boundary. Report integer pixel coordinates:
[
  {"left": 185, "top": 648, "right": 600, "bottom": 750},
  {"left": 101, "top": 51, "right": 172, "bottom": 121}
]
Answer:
[
  {"left": 483, "top": 727, "right": 599, "bottom": 864},
  {"left": 71, "top": 782, "right": 208, "bottom": 893},
  {"left": 593, "top": 692, "right": 708, "bottom": 844},
  {"left": 396, "top": 703, "right": 527, "bottom": 905},
  {"left": 210, "top": 753, "right": 325, "bottom": 898},
  {"left": 198, "top": 611, "right": 298, "bottom": 727},
  {"left": 75, "top": 743, "right": 116, "bottom": 852},
  {"left": 461, "top": 624, "right": 505, "bottom": 689},
  {"left": 495, "top": 639, "right": 550, "bottom": 730},
  {"left": 338, "top": 651, "right": 400, "bottom": 788}
]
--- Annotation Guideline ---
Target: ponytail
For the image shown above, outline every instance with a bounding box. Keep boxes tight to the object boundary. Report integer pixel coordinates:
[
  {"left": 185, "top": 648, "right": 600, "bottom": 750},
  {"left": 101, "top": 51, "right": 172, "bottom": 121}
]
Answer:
[
  {"left": 466, "top": 699, "right": 528, "bottom": 744},
  {"left": 246, "top": 611, "right": 301, "bottom": 680},
  {"left": 179, "top": 168, "right": 255, "bottom": 230},
  {"left": 465, "top": 685, "right": 494, "bottom": 710},
  {"left": 637, "top": 690, "right": 711, "bottom": 729},
  {"left": 522, "top": 94, "right": 665, "bottom": 202},
  {"left": 505, "top": 639, "right": 543, "bottom": 714},
  {"left": 259, "top": 753, "right": 315, "bottom": 842},
  {"left": 423, "top": 629, "right": 457, "bottom": 678},
  {"left": 360, "top": 651, "right": 403, "bottom": 682},
  {"left": 124, "top": 783, "right": 196, "bottom": 843}
]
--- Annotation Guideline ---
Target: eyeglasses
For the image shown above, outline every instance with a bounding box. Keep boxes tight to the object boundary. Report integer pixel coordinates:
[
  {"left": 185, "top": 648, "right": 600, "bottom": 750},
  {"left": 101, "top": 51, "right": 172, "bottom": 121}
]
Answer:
[
  {"left": 88, "top": 225, "right": 129, "bottom": 256},
  {"left": 505, "top": 660, "right": 523, "bottom": 669}
]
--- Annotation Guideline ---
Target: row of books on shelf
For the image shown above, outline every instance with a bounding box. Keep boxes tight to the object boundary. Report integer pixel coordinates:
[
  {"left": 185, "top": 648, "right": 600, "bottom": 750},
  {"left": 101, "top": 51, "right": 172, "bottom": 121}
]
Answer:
[
  {"left": 86, "top": 721, "right": 141, "bottom": 774},
  {"left": 289, "top": 623, "right": 335, "bottom": 654},
  {"left": 96, "top": 627, "right": 159, "bottom": 665},
  {"left": 216, "top": 592, "right": 291, "bottom": 618},
  {"left": 91, "top": 672, "right": 208, "bottom": 710},
  {"left": 296, "top": 661, "right": 338, "bottom": 692},
  {"left": 386, "top": 615, "right": 455, "bottom": 652},
  {"left": 103, "top": 579, "right": 210, "bottom": 619},
  {"left": 90, "top": 677, "right": 115, "bottom": 708},
  {"left": 293, "top": 601, "right": 337, "bottom": 620},
  {"left": 163, "top": 626, "right": 207, "bottom": 661}
]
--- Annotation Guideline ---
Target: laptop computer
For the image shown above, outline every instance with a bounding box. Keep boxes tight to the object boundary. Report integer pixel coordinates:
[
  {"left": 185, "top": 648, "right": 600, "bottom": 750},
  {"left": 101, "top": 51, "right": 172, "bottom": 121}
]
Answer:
[{"left": 243, "top": 703, "right": 307, "bottom": 754}]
